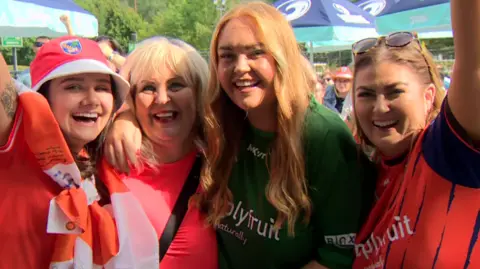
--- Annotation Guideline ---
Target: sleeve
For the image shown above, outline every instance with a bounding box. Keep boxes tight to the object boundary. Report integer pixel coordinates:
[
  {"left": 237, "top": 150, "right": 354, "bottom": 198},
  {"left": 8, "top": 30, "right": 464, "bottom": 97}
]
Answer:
[
  {"left": 422, "top": 98, "right": 480, "bottom": 188},
  {"left": 306, "top": 115, "right": 377, "bottom": 269}
]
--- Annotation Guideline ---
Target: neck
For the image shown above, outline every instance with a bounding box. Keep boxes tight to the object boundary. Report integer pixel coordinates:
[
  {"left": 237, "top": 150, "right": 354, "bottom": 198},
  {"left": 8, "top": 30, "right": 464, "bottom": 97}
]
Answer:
[
  {"left": 152, "top": 136, "right": 196, "bottom": 164},
  {"left": 246, "top": 104, "right": 277, "bottom": 132}
]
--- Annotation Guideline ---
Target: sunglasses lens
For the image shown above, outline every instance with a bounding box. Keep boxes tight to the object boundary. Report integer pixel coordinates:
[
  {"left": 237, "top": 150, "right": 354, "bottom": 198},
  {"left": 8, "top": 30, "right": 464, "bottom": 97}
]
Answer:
[
  {"left": 353, "top": 38, "right": 377, "bottom": 54},
  {"left": 34, "top": 42, "right": 44, "bottom": 48},
  {"left": 386, "top": 32, "right": 414, "bottom": 47}
]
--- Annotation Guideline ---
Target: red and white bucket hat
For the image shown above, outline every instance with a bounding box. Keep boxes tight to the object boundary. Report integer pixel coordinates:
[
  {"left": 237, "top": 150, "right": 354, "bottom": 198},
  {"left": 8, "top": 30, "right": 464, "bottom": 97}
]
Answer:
[
  {"left": 30, "top": 36, "right": 130, "bottom": 112},
  {"left": 334, "top": 66, "right": 353, "bottom": 80}
]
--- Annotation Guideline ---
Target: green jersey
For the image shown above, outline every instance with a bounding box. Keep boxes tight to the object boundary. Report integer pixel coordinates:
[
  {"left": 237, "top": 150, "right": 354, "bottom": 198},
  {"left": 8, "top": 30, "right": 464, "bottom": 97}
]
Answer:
[{"left": 217, "top": 100, "right": 375, "bottom": 269}]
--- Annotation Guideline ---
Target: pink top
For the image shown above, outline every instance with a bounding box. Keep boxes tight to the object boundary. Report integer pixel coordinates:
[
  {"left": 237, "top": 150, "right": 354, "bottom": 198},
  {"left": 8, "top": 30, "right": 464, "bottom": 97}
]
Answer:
[{"left": 122, "top": 150, "right": 217, "bottom": 269}]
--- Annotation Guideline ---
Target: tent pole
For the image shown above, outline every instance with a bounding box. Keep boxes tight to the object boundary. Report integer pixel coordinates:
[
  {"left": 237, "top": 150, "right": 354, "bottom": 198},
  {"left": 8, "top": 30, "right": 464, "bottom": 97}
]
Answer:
[{"left": 309, "top": 41, "right": 314, "bottom": 63}]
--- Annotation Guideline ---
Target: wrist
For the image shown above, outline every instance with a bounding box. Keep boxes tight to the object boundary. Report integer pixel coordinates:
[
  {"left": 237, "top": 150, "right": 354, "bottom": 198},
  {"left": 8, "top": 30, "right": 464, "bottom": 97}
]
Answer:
[{"left": 107, "top": 51, "right": 118, "bottom": 62}]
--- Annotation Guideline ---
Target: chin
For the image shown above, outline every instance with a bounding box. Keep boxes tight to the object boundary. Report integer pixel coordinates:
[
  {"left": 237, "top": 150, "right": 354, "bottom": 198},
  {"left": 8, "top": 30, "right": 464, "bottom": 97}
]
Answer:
[{"left": 373, "top": 137, "right": 410, "bottom": 157}]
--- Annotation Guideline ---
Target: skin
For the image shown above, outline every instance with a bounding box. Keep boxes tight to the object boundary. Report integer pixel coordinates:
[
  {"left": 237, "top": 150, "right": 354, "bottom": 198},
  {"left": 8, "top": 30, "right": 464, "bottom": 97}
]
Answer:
[
  {"left": 48, "top": 73, "right": 114, "bottom": 154},
  {"left": 334, "top": 78, "right": 353, "bottom": 99},
  {"left": 134, "top": 65, "right": 197, "bottom": 163},
  {"left": 0, "top": 53, "right": 17, "bottom": 145},
  {"left": 216, "top": 17, "right": 277, "bottom": 132},
  {"left": 354, "top": 62, "right": 435, "bottom": 157},
  {"left": 33, "top": 37, "right": 50, "bottom": 54}
]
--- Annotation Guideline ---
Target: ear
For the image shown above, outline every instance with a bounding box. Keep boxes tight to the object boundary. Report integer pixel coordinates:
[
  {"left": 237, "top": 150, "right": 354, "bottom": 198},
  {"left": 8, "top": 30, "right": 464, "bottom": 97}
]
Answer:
[{"left": 424, "top": 83, "right": 436, "bottom": 115}]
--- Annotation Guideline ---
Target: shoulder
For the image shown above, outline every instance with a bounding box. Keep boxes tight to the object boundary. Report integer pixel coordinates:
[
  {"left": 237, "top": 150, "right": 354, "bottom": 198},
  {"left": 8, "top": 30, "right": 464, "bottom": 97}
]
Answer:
[
  {"left": 421, "top": 98, "right": 480, "bottom": 188},
  {"left": 304, "top": 99, "right": 353, "bottom": 150}
]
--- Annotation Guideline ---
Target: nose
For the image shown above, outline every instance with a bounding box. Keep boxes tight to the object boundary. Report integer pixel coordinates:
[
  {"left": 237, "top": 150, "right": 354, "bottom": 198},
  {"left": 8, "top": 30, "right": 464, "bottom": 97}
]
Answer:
[
  {"left": 373, "top": 95, "right": 390, "bottom": 114},
  {"left": 234, "top": 54, "right": 251, "bottom": 74},
  {"left": 83, "top": 87, "right": 100, "bottom": 106},
  {"left": 154, "top": 86, "right": 170, "bottom": 105}
]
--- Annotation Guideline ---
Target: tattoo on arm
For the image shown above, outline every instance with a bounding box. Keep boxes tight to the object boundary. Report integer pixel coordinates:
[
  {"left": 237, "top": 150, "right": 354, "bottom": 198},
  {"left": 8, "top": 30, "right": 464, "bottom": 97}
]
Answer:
[{"left": 0, "top": 80, "right": 18, "bottom": 119}]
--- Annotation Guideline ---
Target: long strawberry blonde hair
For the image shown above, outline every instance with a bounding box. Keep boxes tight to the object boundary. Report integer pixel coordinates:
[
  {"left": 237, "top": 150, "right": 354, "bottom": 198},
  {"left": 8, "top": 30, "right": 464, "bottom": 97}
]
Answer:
[{"left": 198, "top": 2, "right": 313, "bottom": 235}]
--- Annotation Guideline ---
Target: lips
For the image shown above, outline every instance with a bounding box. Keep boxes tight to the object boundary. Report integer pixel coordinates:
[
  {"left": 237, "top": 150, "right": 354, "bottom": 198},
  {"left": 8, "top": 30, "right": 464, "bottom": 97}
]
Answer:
[{"left": 373, "top": 120, "right": 398, "bottom": 129}]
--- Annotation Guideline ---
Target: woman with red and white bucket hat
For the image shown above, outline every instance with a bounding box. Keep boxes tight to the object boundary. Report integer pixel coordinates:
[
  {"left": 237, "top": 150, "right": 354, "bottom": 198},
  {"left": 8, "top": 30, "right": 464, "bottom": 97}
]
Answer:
[
  {"left": 323, "top": 66, "right": 354, "bottom": 114},
  {"left": 0, "top": 36, "right": 158, "bottom": 268}
]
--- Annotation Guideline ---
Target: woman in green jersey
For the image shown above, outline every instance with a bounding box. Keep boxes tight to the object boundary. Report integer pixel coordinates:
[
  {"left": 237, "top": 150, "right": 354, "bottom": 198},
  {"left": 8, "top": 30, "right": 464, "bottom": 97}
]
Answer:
[{"left": 198, "top": 2, "right": 375, "bottom": 269}]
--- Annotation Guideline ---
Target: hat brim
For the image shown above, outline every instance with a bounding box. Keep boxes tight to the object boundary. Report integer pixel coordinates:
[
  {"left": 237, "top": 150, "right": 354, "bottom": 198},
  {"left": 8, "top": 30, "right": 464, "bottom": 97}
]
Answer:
[
  {"left": 334, "top": 74, "right": 353, "bottom": 80},
  {"left": 31, "top": 59, "right": 130, "bottom": 112}
]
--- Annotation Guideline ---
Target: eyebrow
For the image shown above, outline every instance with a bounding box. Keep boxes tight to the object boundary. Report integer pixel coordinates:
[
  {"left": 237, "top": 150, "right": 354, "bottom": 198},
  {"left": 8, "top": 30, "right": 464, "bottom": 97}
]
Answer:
[
  {"left": 356, "top": 82, "right": 408, "bottom": 91},
  {"left": 218, "top": 42, "right": 264, "bottom": 51}
]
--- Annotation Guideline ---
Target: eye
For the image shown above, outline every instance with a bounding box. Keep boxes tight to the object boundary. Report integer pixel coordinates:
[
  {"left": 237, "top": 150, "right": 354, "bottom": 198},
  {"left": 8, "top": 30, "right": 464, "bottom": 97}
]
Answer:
[
  {"left": 141, "top": 85, "right": 156, "bottom": 93},
  {"left": 168, "top": 82, "right": 185, "bottom": 92},
  {"left": 249, "top": 49, "right": 265, "bottom": 58},
  {"left": 219, "top": 53, "right": 234, "bottom": 60},
  {"left": 357, "top": 91, "right": 375, "bottom": 98},
  {"left": 65, "top": 84, "right": 82, "bottom": 91},
  {"left": 96, "top": 85, "right": 112, "bottom": 92}
]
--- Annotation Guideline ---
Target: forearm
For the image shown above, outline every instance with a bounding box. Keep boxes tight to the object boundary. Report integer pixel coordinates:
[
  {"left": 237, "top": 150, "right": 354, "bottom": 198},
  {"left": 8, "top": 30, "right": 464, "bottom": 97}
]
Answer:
[
  {"left": 111, "top": 53, "right": 126, "bottom": 69},
  {"left": 448, "top": 0, "right": 480, "bottom": 139},
  {"left": 0, "top": 79, "right": 18, "bottom": 144}
]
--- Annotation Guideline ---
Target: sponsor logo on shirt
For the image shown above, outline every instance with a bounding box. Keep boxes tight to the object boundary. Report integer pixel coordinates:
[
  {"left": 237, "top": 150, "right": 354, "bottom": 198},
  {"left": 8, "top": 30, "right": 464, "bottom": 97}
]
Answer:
[
  {"left": 247, "top": 144, "right": 267, "bottom": 159},
  {"left": 355, "top": 215, "right": 414, "bottom": 261},
  {"left": 325, "top": 233, "right": 356, "bottom": 248},
  {"left": 216, "top": 200, "right": 281, "bottom": 246}
]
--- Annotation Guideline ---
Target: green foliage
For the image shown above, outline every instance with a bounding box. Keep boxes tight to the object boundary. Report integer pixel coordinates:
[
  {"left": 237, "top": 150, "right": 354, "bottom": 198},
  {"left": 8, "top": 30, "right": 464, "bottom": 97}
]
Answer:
[
  {"left": 150, "top": 0, "right": 220, "bottom": 50},
  {"left": 74, "top": 0, "right": 152, "bottom": 50}
]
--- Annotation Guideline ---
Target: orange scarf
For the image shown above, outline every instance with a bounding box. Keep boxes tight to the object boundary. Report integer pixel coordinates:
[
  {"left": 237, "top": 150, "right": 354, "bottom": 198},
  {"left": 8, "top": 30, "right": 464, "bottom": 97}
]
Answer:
[{"left": 16, "top": 81, "right": 158, "bottom": 268}]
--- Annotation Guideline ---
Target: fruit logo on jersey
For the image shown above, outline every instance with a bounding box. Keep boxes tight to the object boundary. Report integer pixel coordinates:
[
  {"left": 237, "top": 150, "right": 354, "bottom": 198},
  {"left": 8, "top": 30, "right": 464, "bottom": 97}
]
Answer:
[
  {"left": 357, "top": 0, "right": 387, "bottom": 16},
  {"left": 60, "top": 39, "right": 82, "bottom": 55},
  {"left": 276, "top": 0, "right": 311, "bottom": 21}
]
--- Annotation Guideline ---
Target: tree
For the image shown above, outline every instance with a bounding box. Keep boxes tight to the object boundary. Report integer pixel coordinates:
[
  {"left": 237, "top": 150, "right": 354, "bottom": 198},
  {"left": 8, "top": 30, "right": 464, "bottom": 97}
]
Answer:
[
  {"left": 74, "top": 0, "right": 152, "bottom": 50},
  {"left": 150, "top": 0, "right": 219, "bottom": 51}
]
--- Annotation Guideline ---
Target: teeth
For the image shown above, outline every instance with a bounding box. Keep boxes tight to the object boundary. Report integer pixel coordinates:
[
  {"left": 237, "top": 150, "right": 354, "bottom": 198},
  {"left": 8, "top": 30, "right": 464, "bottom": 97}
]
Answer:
[
  {"left": 373, "top": 120, "right": 397, "bottom": 127},
  {"left": 235, "top": 81, "right": 257, "bottom": 87},
  {"left": 73, "top": 112, "right": 98, "bottom": 119},
  {"left": 155, "top": 112, "right": 174, "bottom": 118}
]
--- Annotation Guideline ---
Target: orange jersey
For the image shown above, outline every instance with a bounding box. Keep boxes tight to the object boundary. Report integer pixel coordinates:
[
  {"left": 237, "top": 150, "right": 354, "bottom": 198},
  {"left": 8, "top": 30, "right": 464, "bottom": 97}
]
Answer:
[
  {"left": 354, "top": 100, "right": 480, "bottom": 269},
  {"left": 0, "top": 104, "right": 61, "bottom": 267}
]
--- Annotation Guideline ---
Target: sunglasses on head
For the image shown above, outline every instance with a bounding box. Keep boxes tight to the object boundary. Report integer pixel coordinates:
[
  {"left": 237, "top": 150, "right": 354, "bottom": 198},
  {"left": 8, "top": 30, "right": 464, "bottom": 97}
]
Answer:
[
  {"left": 34, "top": 42, "right": 45, "bottom": 48},
  {"left": 352, "top": 32, "right": 420, "bottom": 56}
]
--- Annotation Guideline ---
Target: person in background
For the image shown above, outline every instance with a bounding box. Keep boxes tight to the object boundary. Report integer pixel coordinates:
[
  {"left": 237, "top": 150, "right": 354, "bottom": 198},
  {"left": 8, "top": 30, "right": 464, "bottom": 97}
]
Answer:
[
  {"left": 17, "top": 36, "right": 50, "bottom": 88},
  {"left": 96, "top": 36, "right": 126, "bottom": 72},
  {"left": 320, "top": 70, "right": 333, "bottom": 90},
  {"left": 323, "top": 66, "right": 353, "bottom": 114}
]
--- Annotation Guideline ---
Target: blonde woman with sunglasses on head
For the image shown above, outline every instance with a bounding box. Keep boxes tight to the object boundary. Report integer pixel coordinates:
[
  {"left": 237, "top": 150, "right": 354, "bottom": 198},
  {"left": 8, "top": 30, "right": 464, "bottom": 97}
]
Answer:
[{"left": 352, "top": 1, "right": 480, "bottom": 268}]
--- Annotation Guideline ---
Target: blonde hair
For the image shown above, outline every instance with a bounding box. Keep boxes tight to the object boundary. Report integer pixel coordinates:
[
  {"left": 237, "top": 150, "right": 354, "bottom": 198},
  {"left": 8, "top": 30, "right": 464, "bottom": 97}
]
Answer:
[
  {"left": 353, "top": 38, "right": 446, "bottom": 158},
  {"left": 120, "top": 37, "right": 209, "bottom": 167},
  {"left": 199, "top": 1, "right": 312, "bottom": 235}
]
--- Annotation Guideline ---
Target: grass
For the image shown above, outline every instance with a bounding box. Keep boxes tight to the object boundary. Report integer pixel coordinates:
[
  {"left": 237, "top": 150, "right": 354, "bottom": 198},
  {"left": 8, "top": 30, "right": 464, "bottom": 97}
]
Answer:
[{"left": 8, "top": 65, "right": 28, "bottom": 71}]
